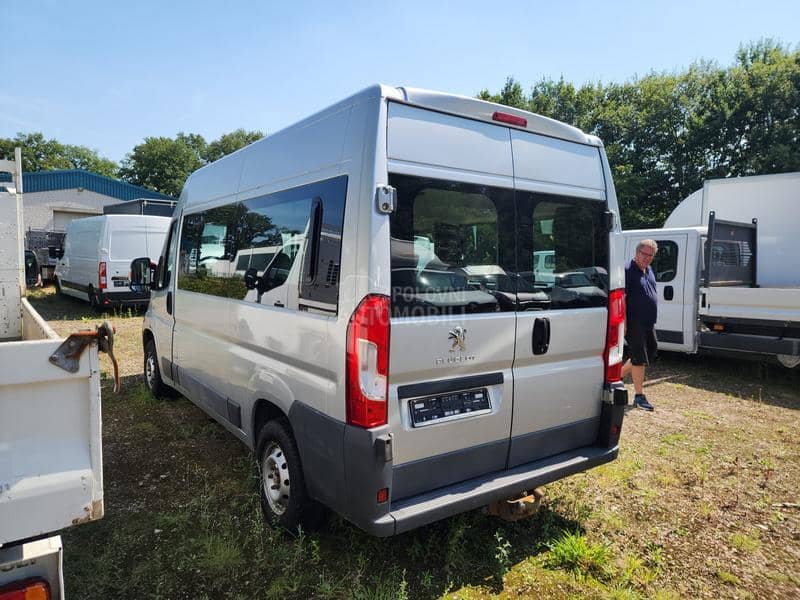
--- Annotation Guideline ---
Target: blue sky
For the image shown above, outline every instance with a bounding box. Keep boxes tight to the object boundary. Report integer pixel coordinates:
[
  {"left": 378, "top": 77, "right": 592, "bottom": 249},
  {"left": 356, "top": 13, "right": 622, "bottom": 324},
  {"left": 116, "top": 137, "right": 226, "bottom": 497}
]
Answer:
[{"left": 1, "top": 0, "right": 797, "bottom": 163}]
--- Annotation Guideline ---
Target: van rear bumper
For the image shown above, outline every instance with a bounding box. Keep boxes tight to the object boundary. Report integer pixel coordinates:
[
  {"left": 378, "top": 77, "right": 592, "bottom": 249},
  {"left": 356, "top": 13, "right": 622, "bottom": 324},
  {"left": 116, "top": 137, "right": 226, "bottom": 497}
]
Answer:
[
  {"left": 363, "top": 444, "right": 618, "bottom": 537},
  {"left": 97, "top": 290, "right": 149, "bottom": 306}
]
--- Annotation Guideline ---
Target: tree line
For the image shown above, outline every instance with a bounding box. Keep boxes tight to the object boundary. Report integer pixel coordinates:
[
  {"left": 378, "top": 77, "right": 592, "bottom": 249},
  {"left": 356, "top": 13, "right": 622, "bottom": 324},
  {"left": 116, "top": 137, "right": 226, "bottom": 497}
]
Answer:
[
  {"left": 1, "top": 40, "right": 797, "bottom": 227},
  {"left": 480, "top": 39, "right": 799, "bottom": 227},
  {"left": 0, "top": 129, "right": 263, "bottom": 198}
]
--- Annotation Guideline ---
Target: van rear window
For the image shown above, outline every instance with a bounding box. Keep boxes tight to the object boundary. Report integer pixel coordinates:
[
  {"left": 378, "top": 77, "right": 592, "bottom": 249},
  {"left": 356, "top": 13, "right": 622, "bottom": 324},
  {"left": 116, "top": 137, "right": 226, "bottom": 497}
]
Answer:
[{"left": 388, "top": 174, "right": 608, "bottom": 317}]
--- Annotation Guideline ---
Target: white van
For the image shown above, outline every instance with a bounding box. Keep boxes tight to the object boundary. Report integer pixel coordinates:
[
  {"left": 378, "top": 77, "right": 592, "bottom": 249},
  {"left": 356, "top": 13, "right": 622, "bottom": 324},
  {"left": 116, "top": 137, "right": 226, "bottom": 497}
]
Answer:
[
  {"left": 132, "top": 85, "right": 629, "bottom": 536},
  {"left": 55, "top": 214, "right": 170, "bottom": 310}
]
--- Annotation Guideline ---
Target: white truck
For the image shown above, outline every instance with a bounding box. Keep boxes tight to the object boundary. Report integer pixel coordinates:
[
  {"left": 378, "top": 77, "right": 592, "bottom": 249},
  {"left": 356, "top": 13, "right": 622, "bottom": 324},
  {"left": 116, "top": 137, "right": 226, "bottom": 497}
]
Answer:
[
  {"left": 622, "top": 172, "right": 800, "bottom": 367},
  {"left": 0, "top": 150, "right": 114, "bottom": 599}
]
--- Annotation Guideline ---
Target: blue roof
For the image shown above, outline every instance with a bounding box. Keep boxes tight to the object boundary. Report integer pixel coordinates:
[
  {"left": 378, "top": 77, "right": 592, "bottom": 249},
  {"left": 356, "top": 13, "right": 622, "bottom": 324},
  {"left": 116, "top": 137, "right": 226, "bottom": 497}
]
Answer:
[{"left": 0, "top": 170, "right": 175, "bottom": 201}]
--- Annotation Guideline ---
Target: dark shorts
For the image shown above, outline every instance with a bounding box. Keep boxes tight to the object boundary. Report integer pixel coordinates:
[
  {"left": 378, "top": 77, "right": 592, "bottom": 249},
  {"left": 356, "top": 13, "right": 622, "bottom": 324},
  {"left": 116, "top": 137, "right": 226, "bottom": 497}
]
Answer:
[{"left": 624, "top": 320, "right": 657, "bottom": 366}]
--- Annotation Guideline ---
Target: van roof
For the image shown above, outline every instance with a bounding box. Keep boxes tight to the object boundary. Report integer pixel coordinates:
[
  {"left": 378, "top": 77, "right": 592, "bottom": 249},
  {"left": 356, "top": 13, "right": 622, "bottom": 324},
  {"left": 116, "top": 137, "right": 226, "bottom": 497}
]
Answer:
[
  {"left": 392, "top": 86, "right": 597, "bottom": 146},
  {"left": 181, "top": 85, "right": 601, "bottom": 208}
]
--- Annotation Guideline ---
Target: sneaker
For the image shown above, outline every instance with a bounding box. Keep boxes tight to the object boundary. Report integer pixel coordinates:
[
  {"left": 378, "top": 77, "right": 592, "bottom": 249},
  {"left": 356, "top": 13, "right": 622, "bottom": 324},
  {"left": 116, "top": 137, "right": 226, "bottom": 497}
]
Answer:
[{"left": 633, "top": 394, "right": 654, "bottom": 411}]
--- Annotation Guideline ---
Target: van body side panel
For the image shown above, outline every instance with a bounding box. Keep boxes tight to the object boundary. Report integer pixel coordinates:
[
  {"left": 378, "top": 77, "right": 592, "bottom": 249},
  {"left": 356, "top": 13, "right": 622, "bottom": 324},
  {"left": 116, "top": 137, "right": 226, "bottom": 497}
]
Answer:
[
  {"left": 227, "top": 305, "right": 333, "bottom": 426},
  {"left": 172, "top": 291, "right": 235, "bottom": 420}
]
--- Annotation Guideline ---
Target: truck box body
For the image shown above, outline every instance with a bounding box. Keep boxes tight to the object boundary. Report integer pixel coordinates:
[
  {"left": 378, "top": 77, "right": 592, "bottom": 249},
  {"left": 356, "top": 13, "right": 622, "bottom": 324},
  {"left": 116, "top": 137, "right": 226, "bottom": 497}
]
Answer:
[{"left": 665, "top": 172, "right": 800, "bottom": 287}]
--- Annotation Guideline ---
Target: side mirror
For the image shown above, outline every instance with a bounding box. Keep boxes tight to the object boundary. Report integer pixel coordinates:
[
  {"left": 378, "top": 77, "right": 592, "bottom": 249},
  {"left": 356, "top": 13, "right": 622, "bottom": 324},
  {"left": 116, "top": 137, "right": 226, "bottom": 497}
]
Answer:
[
  {"left": 130, "top": 257, "right": 156, "bottom": 292},
  {"left": 244, "top": 267, "right": 258, "bottom": 290}
]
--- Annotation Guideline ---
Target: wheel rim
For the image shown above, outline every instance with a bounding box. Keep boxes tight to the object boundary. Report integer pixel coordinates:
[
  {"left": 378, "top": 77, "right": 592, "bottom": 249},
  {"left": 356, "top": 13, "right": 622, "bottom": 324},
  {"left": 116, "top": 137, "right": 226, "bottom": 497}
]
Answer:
[
  {"left": 262, "top": 441, "right": 290, "bottom": 515},
  {"left": 145, "top": 353, "right": 157, "bottom": 389}
]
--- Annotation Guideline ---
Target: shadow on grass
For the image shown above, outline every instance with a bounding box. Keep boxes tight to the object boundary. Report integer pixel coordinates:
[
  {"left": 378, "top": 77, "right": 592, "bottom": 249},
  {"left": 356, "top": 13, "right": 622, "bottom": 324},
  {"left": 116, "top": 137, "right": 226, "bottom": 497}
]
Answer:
[
  {"left": 26, "top": 284, "right": 146, "bottom": 322},
  {"left": 647, "top": 351, "right": 800, "bottom": 410}
]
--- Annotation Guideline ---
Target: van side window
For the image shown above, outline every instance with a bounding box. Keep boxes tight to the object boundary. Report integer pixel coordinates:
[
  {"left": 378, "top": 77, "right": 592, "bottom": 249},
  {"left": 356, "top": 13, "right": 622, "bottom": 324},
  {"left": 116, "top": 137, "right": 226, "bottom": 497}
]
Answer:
[
  {"left": 176, "top": 176, "right": 347, "bottom": 309},
  {"left": 389, "top": 174, "right": 515, "bottom": 318},
  {"left": 652, "top": 240, "right": 678, "bottom": 282},
  {"left": 516, "top": 192, "right": 609, "bottom": 310}
]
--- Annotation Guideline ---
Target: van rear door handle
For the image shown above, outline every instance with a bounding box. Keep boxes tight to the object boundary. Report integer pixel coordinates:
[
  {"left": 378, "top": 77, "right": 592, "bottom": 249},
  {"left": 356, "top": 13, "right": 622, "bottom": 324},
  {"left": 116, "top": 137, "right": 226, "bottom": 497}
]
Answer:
[
  {"left": 532, "top": 317, "right": 550, "bottom": 355},
  {"left": 166, "top": 291, "right": 173, "bottom": 315},
  {"left": 664, "top": 286, "right": 674, "bottom": 301},
  {"left": 274, "top": 301, "right": 284, "bottom": 307}
]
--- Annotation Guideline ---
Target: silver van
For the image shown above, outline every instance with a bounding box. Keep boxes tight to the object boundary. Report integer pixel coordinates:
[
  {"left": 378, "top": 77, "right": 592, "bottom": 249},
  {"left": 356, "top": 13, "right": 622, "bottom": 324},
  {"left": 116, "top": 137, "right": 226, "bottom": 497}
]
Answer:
[{"left": 132, "top": 85, "right": 629, "bottom": 536}]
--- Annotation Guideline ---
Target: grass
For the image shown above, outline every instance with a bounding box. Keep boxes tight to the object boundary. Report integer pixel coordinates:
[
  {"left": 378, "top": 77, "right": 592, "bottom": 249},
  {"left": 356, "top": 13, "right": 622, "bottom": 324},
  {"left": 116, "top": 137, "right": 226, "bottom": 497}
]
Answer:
[
  {"left": 23, "top": 286, "right": 800, "bottom": 599},
  {"left": 729, "top": 531, "right": 761, "bottom": 553},
  {"left": 545, "top": 531, "right": 613, "bottom": 581}
]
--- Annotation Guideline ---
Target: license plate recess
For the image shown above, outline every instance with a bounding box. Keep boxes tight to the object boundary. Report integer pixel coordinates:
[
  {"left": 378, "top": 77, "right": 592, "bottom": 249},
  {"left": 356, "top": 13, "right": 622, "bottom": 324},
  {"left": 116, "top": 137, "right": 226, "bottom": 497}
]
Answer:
[{"left": 409, "top": 388, "right": 491, "bottom": 427}]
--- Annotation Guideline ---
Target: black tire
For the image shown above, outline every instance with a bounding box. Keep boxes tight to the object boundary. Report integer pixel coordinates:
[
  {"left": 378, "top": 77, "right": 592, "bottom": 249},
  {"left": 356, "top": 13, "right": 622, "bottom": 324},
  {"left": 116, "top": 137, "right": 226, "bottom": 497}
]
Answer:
[
  {"left": 256, "top": 419, "right": 323, "bottom": 532},
  {"left": 143, "top": 338, "right": 175, "bottom": 399},
  {"left": 88, "top": 287, "right": 103, "bottom": 313}
]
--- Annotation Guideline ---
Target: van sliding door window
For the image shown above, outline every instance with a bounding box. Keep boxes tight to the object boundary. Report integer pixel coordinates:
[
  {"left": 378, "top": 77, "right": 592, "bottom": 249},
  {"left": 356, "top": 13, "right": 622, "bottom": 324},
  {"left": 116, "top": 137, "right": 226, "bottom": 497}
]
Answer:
[
  {"left": 388, "top": 174, "right": 515, "bottom": 318},
  {"left": 515, "top": 192, "right": 608, "bottom": 310}
]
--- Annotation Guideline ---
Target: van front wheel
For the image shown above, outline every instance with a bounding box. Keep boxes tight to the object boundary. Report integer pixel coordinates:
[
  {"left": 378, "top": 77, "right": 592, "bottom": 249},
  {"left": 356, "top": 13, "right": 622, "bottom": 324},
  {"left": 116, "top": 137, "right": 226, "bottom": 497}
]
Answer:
[
  {"left": 256, "top": 420, "right": 323, "bottom": 532},
  {"left": 143, "top": 339, "right": 174, "bottom": 399}
]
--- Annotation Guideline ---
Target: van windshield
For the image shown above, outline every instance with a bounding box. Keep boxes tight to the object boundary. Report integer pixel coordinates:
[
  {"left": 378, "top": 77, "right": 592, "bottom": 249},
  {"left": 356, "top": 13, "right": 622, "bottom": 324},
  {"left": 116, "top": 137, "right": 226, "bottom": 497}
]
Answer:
[{"left": 389, "top": 174, "right": 608, "bottom": 317}]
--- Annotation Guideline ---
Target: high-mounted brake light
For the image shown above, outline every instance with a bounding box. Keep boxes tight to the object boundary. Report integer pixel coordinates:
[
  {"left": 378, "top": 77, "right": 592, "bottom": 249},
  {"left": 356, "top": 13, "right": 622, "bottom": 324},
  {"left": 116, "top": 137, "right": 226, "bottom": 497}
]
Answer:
[
  {"left": 346, "top": 294, "right": 391, "bottom": 428},
  {"left": 0, "top": 577, "right": 51, "bottom": 600},
  {"left": 492, "top": 111, "right": 527, "bottom": 127},
  {"left": 604, "top": 289, "right": 626, "bottom": 383},
  {"left": 98, "top": 261, "right": 107, "bottom": 290}
]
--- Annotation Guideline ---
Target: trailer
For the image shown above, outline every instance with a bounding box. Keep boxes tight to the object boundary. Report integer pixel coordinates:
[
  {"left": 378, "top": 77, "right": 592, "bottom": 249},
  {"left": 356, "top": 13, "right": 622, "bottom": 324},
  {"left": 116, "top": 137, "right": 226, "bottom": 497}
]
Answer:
[{"left": 0, "top": 149, "right": 116, "bottom": 599}]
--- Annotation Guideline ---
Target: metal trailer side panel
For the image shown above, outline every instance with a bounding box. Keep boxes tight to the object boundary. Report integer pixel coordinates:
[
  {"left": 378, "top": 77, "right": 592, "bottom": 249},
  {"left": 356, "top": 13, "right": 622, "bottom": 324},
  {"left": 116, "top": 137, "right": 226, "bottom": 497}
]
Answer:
[{"left": 0, "top": 334, "right": 103, "bottom": 545}]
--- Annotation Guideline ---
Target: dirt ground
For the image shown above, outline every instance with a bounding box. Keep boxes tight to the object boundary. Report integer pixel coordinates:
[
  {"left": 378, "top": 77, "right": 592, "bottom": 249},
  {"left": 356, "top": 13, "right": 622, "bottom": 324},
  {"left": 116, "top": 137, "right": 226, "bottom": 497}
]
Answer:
[{"left": 28, "top": 287, "right": 800, "bottom": 599}]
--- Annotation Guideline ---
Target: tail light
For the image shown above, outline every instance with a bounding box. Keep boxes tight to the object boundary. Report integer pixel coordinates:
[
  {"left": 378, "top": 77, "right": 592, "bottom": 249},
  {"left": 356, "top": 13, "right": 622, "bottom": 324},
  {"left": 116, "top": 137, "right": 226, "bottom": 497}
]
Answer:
[
  {"left": 492, "top": 111, "right": 528, "bottom": 127},
  {"left": 346, "top": 294, "right": 390, "bottom": 428},
  {"left": 604, "top": 289, "right": 626, "bottom": 383},
  {"left": 0, "top": 578, "right": 51, "bottom": 600},
  {"left": 98, "top": 261, "right": 107, "bottom": 290}
]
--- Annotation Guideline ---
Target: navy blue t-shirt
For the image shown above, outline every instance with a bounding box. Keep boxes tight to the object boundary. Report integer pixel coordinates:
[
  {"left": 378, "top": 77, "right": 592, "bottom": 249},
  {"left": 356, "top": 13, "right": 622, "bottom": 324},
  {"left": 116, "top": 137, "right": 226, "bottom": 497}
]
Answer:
[{"left": 625, "top": 259, "right": 658, "bottom": 328}]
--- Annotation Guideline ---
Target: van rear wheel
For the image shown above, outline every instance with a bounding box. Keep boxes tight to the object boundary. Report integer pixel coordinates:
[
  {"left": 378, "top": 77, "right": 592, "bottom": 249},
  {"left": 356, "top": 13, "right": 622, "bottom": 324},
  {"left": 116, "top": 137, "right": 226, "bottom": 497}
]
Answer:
[{"left": 256, "top": 419, "right": 323, "bottom": 532}]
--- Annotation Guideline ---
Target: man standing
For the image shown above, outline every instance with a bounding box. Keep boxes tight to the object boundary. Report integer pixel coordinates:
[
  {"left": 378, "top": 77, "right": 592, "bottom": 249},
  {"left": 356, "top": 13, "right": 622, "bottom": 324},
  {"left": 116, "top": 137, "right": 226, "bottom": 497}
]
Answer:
[{"left": 621, "top": 239, "right": 658, "bottom": 411}]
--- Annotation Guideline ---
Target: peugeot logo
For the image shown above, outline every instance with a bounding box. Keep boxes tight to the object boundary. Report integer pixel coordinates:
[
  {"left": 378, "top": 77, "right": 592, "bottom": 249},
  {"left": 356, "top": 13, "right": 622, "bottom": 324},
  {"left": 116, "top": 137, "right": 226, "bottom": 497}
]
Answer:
[{"left": 448, "top": 326, "right": 467, "bottom": 352}]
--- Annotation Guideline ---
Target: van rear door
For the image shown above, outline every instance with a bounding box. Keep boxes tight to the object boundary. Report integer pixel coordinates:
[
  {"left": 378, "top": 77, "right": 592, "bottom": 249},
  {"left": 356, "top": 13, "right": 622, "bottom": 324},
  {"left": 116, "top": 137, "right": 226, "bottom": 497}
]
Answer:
[
  {"left": 508, "top": 131, "right": 609, "bottom": 467},
  {"left": 386, "top": 104, "right": 517, "bottom": 501}
]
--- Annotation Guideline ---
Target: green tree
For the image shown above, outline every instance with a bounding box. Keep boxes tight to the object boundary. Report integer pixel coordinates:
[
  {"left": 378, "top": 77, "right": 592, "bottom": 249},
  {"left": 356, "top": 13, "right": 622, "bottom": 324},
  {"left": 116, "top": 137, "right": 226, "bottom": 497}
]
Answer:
[
  {"left": 119, "top": 129, "right": 265, "bottom": 196},
  {"left": 479, "top": 40, "right": 800, "bottom": 228},
  {"left": 0, "top": 132, "right": 118, "bottom": 177},
  {"left": 203, "top": 129, "right": 263, "bottom": 163},
  {"left": 118, "top": 136, "right": 204, "bottom": 197}
]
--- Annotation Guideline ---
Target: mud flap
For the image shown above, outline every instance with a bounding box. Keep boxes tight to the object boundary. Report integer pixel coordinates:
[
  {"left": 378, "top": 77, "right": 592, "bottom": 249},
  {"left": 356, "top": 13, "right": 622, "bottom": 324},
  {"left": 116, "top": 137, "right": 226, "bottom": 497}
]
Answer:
[{"left": 598, "top": 384, "right": 627, "bottom": 447}]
